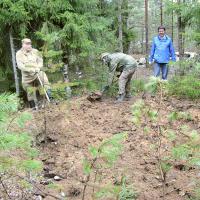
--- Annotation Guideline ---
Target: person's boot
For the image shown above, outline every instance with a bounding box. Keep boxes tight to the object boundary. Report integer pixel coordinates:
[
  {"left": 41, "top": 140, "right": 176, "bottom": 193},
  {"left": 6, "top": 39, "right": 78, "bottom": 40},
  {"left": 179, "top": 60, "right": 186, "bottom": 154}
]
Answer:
[
  {"left": 115, "top": 94, "right": 125, "bottom": 103},
  {"left": 29, "top": 100, "right": 35, "bottom": 108},
  {"left": 125, "top": 92, "right": 132, "bottom": 100},
  {"left": 29, "top": 100, "right": 38, "bottom": 110}
]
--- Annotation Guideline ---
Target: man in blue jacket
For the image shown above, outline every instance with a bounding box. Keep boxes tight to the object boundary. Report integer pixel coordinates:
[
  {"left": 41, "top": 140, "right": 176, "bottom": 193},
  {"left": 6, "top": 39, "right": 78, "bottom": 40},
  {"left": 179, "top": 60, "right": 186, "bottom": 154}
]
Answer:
[{"left": 149, "top": 26, "right": 176, "bottom": 80}]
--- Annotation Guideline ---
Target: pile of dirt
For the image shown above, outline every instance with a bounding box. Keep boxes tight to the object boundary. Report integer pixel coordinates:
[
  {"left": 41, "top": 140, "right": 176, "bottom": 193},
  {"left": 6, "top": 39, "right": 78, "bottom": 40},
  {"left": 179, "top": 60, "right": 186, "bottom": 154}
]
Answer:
[{"left": 27, "top": 95, "right": 200, "bottom": 200}]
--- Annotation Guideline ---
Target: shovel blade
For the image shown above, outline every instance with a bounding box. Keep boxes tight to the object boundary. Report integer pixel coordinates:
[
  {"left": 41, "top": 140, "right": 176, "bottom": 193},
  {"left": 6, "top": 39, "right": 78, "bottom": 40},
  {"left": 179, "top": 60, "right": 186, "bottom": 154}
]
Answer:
[{"left": 87, "top": 91, "right": 102, "bottom": 102}]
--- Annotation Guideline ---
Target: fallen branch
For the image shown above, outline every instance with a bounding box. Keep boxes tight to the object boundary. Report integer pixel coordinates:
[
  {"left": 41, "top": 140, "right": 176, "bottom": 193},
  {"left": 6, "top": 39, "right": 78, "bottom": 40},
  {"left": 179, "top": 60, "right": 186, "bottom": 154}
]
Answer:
[{"left": 0, "top": 176, "right": 12, "bottom": 200}]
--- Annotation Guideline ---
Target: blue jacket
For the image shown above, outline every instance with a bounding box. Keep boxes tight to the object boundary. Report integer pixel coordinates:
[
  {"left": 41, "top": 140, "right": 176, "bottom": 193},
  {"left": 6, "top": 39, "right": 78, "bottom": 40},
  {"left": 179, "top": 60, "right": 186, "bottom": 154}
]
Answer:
[{"left": 149, "top": 35, "right": 176, "bottom": 64}]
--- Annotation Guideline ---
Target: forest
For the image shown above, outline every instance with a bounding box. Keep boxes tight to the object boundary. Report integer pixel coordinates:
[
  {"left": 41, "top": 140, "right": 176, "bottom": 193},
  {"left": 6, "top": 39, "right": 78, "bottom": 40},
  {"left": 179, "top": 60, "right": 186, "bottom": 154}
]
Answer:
[{"left": 0, "top": 0, "right": 200, "bottom": 200}]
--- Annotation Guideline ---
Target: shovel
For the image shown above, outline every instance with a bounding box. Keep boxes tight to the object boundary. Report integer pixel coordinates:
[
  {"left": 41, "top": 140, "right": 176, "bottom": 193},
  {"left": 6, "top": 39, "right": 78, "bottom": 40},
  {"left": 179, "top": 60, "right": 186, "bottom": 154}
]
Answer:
[
  {"left": 86, "top": 72, "right": 121, "bottom": 102},
  {"left": 36, "top": 74, "right": 51, "bottom": 102},
  {"left": 87, "top": 91, "right": 102, "bottom": 102}
]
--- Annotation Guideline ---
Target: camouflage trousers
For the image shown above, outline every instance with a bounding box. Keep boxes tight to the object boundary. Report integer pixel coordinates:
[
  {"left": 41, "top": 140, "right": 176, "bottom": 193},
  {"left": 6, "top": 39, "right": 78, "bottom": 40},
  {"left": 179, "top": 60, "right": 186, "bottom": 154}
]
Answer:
[
  {"left": 22, "top": 71, "right": 50, "bottom": 102},
  {"left": 118, "top": 68, "right": 136, "bottom": 95}
]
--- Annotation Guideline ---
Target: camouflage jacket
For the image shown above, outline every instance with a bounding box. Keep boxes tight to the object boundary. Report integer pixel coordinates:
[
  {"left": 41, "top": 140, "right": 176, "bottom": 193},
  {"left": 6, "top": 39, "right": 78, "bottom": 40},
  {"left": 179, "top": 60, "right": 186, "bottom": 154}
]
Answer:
[
  {"left": 106, "top": 53, "right": 137, "bottom": 86},
  {"left": 16, "top": 48, "right": 43, "bottom": 83}
]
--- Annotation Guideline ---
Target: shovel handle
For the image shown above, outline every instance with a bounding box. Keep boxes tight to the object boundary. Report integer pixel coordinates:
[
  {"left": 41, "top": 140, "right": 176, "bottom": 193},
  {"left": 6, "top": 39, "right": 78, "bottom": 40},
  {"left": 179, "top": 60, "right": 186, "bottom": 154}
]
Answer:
[{"left": 37, "top": 74, "right": 51, "bottom": 102}]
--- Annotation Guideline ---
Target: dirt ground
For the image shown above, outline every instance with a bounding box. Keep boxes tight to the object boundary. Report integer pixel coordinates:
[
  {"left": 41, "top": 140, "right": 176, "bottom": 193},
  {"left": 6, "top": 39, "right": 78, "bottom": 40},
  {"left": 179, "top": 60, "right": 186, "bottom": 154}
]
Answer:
[{"left": 27, "top": 91, "right": 200, "bottom": 200}]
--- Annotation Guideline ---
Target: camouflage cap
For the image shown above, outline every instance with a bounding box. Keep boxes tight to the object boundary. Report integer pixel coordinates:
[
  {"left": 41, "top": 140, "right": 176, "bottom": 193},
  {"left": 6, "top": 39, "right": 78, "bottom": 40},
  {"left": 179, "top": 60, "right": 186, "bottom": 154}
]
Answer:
[
  {"left": 22, "top": 38, "right": 31, "bottom": 44},
  {"left": 100, "top": 52, "right": 110, "bottom": 60}
]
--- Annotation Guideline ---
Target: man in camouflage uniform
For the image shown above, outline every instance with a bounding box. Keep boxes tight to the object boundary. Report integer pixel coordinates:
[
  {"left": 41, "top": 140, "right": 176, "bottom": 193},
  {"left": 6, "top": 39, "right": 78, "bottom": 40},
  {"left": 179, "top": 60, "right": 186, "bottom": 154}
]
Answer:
[
  {"left": 16, "top": 38, "right": 51, "bottom": 108},
  {"left": 101, "top": 52, "right": 137, "bottom": 102}
]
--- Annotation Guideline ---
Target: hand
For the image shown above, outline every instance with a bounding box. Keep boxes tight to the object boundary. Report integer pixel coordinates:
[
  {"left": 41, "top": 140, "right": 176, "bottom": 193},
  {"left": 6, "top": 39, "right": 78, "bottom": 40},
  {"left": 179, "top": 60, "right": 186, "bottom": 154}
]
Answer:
[
  {"left": 35, "top": 68, "right": 40, "bottom": 73},
  {"left": 149, "top": 60, "right": 154, "bottom": 65}
]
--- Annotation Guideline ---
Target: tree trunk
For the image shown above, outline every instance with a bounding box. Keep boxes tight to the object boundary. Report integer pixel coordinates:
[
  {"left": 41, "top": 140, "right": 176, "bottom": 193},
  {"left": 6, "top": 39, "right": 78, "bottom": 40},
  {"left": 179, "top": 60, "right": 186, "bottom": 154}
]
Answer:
[
  {"left": 160, "top": 0, "right": 163, "bottom": 25},
  {"left": 9, "top": 28, "right": 20, "bottom": 95},
  {"left": 177, "top": 0, "right": 185, "bottom": 61},
  {"left": 171, "top": 0, "right": 174, "bottom": 41},
  {"left": 118, "top": 0, "right": 123, "bottom": 52},
  {"left": 128, "top": 41, "right": 133, "bottom": 54},
  {"left": 63, "top": 64, "right": 72, "bottom": 98},
  {"left": 145, "top": 0, "right": 149, "bottom": 67},
  {"left": 141, "top": 27, "right": 144, "bottom": 54},
  {"left": 122, "top": 0, "right": 130, "bottom": 53}
]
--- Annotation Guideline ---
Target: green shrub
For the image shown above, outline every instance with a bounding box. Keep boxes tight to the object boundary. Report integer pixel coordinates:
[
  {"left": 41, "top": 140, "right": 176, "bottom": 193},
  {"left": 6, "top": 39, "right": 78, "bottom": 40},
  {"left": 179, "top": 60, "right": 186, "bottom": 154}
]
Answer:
[
  {"left": 167, "top": 75, "right": 200, "bottom": 99},
  {"left": 0, "top": 93, "right": 42, "bottom": 198},
  {"left": 131, "top": 79, "right": 145, "bottom": 94},
  {"left": 82, "top": 133, "right": 131, "bottom": 200}
]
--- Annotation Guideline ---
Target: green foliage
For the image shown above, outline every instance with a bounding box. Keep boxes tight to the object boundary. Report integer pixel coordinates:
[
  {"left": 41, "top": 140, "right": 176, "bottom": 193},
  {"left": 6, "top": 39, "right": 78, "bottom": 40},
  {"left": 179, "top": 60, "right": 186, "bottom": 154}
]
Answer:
[
  {"left": 165, "top": 1, "right": 200, "bottom": 44},
  {"left": 19, "top": 179, "right": 32, "bottom": 190},
  {"left": 47, "top": 182, "right": 63, "bottom": 190},
  {"left": 168, "top": 111, "right": 192, "bottom": 122},
  {"left": 143, "top": 126, "right": 151, "bottom": 134},
  {"left": 21, "top": 160, "right": 42, "bottom": 172},
  {"left": 82, "top": 133, "right": 128, "bottom": 199},
  {"left": 189, "top": 158, "right": 200, "bottom": 167},
  {"left": 118, "top": 177, "right": 137, "bottom": 200},
  {"left": 0, "top": 0, "right": 31, "bottom": 35},
  {"left": 95, "top": 177, "right": 137, "bottom": 200},
  {"left": 132, "top": 100, "right": 145, "bottom": 126},
  {"left": 144, "top": 77, "right": 168, "bottom": 95},
  {"left": 50, "top": 81, "right": 79, "bottom": 100},
  {"left": 17, "top": 112, "right": 32, "bottom": 128},
  {"left": 132, "top": 100, "right": 158, "bottom": 126},
  {"left": 131, "top": 85, "right": 200, "bottom": 199},
  {"left": 96, "top": 184, "right": 120, "bottom": 199},
  {"left": 169, "top": 59, "right": 198, "bottom": 76},
  {"left": 178, "top": 112, "right": 192, "bottom": 121},
  {"left": 171, "top": 129, "right": 200, "bottom": 167},
  {"left": 168, "top": 111, "right": 178, "bottom": 122},
  {"left": 147, "top": 110, "right": 158, "bottom": 122},
  {"left": 0, "top": 133, "right": 31, "bottom": 151},
  {"left": 83, "top": 158, "right": 92, "bottom": 175},
  {"left": 83, "top": 133, "right": 127, "bottom": 172},
  {"left": 180, "top": 125, "right": 190, "bottom": 134},
  {"left": 144, "top": 77, "right": 160, "bottom": 94},
  {"left": 166, "top": 130, "right": 177, "bottom": 142},
  {"left": 167, "top": 75, "right": 200, "bottom": 100},
  {"left": 0, "top": 93, "right": 19, "bottom": 112},
  {"left": 192, "top": 188, "right": 200, "bottom": 200},
  {"left": 131, "top": 79, "right": 145, "bottom": 94},
  {"left": 98, "top": 133, "right": 127, "bottom": 166},
  {"left": 160, "top": 162, "right": 172, "bottom": 174},
  {"left": 82, "top": 79, "right": 99, "bottom": 92},
  {"left": 172, "top": 144, "right": 191, "bottom": 160},
  {"left": 0, "top": 0, "right": 120, "bottom": 97},
  {"left": 0, "top": 93, "right": 42, "bottom": 195}
]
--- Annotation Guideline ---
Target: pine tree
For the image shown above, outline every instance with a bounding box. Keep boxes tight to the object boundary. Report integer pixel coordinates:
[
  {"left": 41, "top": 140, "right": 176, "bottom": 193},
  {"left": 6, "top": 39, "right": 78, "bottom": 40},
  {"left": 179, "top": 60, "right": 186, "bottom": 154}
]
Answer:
[{"left": 0, "top": 93, "right": 42, "bottom": 198}]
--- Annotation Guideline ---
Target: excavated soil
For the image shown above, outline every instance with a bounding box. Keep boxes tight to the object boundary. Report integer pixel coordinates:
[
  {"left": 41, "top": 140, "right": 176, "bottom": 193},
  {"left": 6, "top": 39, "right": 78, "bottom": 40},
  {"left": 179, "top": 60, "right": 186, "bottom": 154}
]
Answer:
[{"left": 26, "top": 94, "right": 200, "bottom": 200}]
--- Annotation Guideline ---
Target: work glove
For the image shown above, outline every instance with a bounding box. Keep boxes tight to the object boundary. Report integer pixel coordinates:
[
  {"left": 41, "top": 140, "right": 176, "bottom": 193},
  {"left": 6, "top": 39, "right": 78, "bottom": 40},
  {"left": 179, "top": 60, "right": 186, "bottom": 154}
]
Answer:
[
  {"left": 149, "top": 59, "right": 155, "bottom": 65},
  {"left": 101, "top": 85, "right": 109, "bottom": 94}
]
